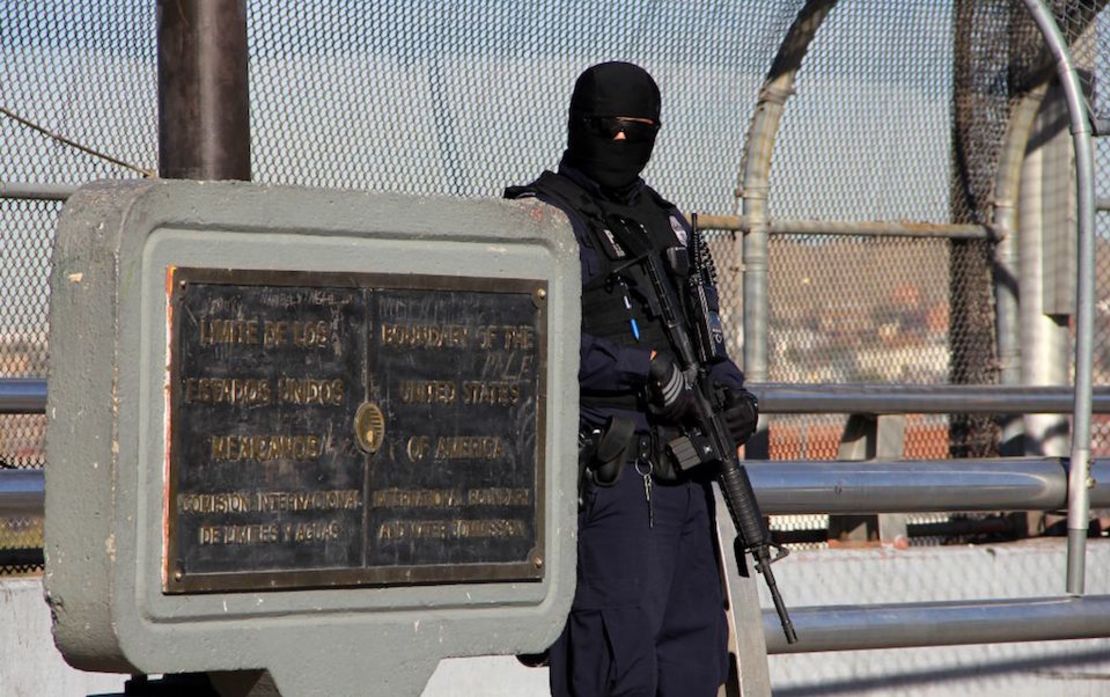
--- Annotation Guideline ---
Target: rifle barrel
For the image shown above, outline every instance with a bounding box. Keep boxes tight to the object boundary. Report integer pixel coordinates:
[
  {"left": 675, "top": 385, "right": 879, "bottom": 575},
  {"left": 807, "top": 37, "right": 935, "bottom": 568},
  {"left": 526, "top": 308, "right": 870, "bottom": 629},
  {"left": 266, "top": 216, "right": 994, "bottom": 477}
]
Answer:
[{"left": 756, "top": 547, "right": 799, "bottom": 645}]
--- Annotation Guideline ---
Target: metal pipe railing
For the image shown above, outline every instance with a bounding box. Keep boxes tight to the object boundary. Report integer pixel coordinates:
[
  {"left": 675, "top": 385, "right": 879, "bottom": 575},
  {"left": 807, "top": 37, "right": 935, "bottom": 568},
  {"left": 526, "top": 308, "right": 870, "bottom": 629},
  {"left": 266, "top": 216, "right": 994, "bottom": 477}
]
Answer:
[
  {"left": 749, "top": 458, "right": 1110, "bottom": 514},
  {"left": 0, "top": 470, "right": 46, "bottom": 516},
  {"left": 749, "top": 383, "right": 1110, "bottom": 415},
  {"left": 0, "top": 379, "right": 48, "bottom": 414},
  {"left": 764, "top": 595, "right": 1110, "bottom": 654},
  {"left": 695, "top": 214, "right": 992, "bottom": 240},
  {"left": 1021, "top": 0, "right": 1098, "bottom": 596},
  {"left": 0, "top": 182, "right": 76, "bottom": 201},
  {"left": 6, "top": 458, "right": 1107, "bottom": 520}
]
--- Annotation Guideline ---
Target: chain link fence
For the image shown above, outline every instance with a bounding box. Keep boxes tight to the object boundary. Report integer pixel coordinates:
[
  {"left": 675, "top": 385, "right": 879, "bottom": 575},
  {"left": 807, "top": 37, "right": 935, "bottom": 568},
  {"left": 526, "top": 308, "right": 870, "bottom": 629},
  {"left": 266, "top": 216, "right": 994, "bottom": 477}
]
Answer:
[
  {"left": 767, "top": 0, "right": 1110, "bottom": 463},
  {"left": 3, "top": 1, "right": 1110, "bottom": 562},
  {"left": 1091, "top": 1, "right": 1110, "bottom": 460},
  {"left": 3, "top": 1, "right": 157, "bottom": 571}
]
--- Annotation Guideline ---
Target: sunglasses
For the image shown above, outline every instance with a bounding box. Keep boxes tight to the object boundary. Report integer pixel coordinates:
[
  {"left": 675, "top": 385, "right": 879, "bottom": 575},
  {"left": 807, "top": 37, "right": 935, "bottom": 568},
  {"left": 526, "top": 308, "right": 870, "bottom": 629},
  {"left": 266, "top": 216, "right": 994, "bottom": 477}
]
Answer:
[{"left": 579, "top": 116, "right": 660, "bottom": 142}]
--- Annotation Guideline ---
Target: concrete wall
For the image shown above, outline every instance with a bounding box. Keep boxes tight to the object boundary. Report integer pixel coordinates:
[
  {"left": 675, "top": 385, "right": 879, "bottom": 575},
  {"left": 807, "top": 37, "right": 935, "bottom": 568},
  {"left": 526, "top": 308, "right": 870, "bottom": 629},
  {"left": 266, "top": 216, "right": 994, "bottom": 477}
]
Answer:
[{"left": 0, "top": 577, "right": 125, "bottom": 697}]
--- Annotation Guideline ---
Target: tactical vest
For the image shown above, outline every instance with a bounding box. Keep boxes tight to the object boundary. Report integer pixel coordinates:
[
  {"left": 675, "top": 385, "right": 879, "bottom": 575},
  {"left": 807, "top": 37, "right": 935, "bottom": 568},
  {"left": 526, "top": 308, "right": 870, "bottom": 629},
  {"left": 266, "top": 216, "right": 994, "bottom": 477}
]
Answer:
[{"left": 506, "top": 171, "right": 692, "bottom": 410}]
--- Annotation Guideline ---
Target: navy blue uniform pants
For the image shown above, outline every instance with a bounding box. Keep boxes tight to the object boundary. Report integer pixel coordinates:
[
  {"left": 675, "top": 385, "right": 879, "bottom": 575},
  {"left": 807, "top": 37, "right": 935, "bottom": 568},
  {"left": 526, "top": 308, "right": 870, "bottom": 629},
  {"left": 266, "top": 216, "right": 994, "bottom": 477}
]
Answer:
[{"left": 549, "top": 466, "right": 730, "bottom": 697}]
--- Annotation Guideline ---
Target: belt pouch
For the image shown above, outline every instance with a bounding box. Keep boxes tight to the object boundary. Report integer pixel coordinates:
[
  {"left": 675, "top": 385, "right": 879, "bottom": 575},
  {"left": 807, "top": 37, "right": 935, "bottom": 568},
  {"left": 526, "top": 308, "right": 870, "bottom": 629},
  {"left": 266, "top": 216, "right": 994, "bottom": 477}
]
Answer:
[{"left": 587, "top": 416, "right": 636, "bottom": 486}]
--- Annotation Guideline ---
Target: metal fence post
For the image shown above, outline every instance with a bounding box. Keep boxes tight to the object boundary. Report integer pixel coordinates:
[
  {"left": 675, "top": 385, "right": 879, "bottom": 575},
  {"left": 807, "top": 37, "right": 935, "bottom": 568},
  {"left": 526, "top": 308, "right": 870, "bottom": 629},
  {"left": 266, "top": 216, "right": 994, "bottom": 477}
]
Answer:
[
  {"left": 829, "top": 414, "right": 907, "bottom": 546},
  {"left": 157, "top": 0, "right": 251, "bottom": 180},
  {"left": 993, "top": 81, "right": 1048, "bottom": 455},
  {"left": 1019, "top": 0, "right": 1098, "bottom": 596},
  {"left": 731, "top": 3, "right": 838, "bottom": 692},
  {"left": 738, "top": 0, "right": 837, "bottom": 455}
]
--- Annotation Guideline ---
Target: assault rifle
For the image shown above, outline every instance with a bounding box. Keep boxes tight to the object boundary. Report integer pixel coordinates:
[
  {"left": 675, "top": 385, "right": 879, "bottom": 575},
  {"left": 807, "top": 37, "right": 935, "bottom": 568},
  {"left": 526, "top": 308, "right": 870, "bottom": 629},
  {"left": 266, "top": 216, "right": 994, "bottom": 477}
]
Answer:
[{"left": 643, "top": 214, "right": 797, "bottom": 645}]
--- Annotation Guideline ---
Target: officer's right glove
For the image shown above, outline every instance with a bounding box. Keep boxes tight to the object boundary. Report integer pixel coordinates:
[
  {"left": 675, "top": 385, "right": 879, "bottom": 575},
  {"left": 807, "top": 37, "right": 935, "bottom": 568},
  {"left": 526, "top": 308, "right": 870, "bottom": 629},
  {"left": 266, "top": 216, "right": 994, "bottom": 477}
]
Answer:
[
  {"left": 647, "top": 352, "right": 696, "bottom": 425},
  {"left": 719, "top": 386, "right": 759, "bottom": 446}
]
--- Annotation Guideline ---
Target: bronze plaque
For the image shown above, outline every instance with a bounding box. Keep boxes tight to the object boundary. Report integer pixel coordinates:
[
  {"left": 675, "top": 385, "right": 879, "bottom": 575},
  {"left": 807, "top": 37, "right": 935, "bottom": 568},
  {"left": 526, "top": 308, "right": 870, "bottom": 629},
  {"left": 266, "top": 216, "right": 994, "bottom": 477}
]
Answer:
[{"left": 164, "top": 268, "right": 547, "bottom": 593}]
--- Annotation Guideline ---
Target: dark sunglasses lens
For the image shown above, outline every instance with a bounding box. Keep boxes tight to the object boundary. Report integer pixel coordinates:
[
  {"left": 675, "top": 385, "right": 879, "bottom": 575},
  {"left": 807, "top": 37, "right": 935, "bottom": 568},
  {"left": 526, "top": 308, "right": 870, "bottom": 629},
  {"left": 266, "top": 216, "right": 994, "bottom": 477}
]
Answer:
[
  {"left": 617, "top": 120, "right": 659, "bottom": 142},
  {"left": 584, "top": 117, "right": 658, "bottom": 141}
]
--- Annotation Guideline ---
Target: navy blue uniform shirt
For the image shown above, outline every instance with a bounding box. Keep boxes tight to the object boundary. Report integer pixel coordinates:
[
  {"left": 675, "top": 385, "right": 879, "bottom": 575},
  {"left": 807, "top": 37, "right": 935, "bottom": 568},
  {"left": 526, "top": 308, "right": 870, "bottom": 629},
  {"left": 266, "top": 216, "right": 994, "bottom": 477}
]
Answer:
[{"left": 532, "top": 159, "right": 745, "bottom": 433}]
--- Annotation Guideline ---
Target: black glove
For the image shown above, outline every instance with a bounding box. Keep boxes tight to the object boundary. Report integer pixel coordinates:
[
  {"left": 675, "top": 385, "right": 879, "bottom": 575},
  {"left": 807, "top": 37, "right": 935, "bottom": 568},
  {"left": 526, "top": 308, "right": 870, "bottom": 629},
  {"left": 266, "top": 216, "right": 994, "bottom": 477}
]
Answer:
[
  {"left": 647, "top": 353, "right": 696, "bottom": 425},
  {"left": 720, "top": 386, "right": 759, "bottom": 446}
]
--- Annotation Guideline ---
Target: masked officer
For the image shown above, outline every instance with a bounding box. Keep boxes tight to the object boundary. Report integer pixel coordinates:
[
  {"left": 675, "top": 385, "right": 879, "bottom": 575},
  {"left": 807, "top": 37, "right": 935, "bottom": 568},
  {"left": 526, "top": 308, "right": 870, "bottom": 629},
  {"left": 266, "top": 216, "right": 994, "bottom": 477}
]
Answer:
[{"left": 506, "top": 62, "right": 758, "bottom": 697}]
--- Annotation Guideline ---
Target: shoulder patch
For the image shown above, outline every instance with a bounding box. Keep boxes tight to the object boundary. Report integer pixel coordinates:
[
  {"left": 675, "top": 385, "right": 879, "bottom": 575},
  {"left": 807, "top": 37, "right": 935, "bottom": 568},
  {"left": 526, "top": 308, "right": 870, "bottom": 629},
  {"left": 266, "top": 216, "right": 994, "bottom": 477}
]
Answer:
[{"left": 669, "top": 215, "right": 688, "bottom": 246}]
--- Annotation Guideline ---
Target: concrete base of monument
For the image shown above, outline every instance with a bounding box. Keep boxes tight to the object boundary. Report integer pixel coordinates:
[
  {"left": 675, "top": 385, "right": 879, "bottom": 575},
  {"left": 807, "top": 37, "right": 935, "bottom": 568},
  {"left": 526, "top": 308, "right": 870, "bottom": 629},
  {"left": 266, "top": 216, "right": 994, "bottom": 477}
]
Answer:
[{"left": 4, "top": 572, "right": 549, "bottom": 697}]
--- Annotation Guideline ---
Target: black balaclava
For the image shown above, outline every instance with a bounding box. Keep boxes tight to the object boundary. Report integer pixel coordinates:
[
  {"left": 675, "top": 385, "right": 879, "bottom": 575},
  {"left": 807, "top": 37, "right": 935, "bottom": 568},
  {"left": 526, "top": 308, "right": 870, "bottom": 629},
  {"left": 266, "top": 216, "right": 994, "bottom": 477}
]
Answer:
[{"left": 565, "top": 62, "right": 661, "bottom": 192}]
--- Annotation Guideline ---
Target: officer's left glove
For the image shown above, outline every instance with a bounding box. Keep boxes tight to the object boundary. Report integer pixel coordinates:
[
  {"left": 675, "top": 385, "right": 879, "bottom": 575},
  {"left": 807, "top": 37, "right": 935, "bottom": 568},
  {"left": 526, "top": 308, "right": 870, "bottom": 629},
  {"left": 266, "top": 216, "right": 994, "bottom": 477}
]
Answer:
[
  {"left": 647, "top": 352, "right": 696, "bottom": 425},
  {"left": 720, "top": 386, "right": 759, "bottom": 447}
]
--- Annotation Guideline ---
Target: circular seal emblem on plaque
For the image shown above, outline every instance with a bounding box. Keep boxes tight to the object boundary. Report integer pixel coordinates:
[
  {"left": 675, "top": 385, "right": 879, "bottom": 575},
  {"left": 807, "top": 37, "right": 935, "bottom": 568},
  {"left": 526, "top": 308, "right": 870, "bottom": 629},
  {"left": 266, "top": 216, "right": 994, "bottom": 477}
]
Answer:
[{"left": 354, "top": 402, "right": 386, "bottom": 454}]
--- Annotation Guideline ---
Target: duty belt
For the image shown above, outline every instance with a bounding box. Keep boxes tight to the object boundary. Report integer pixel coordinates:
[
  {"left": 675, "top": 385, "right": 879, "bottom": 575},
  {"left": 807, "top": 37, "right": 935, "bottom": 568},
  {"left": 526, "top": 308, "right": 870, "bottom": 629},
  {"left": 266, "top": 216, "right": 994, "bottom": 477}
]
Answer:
[{"left": 579, "top": 419, "right": 680, "bottom": 487}]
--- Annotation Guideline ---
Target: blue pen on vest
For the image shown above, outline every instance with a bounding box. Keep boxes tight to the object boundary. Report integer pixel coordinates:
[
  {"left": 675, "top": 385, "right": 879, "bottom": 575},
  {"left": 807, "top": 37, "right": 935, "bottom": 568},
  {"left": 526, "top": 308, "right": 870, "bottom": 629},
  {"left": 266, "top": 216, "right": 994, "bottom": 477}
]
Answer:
[{"left": 623, "top": 295, "right": 640, "bottom": 341}]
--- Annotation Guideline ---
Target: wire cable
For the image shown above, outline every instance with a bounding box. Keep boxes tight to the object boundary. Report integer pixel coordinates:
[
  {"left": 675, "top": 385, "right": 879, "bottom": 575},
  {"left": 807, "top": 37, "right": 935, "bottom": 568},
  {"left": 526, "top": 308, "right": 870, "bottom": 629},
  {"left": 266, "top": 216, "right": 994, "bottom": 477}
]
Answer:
[{"left": 1, "top": 106, "right": 156, "bottom": 178}]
